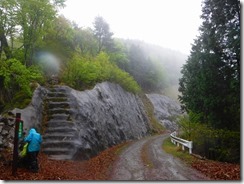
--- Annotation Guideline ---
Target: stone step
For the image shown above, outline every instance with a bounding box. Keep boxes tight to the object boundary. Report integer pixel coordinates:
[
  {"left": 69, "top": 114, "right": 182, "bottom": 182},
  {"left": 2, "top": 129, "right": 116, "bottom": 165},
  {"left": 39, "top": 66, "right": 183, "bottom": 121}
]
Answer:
[
  {"left": 47, "top": 92, "right": 67, "bottom": 98},
  {"left": 48, "top": 114, "right": 70, "bottom": 120},
  {"left": 48, "top": 108, "right": 72, "bottom": 115},
  {"left": 45, "top": 126, "right": 77, "bottom": 133},
  {"left": 48, "top": 102, "right": 70, "bottom": 109},
  {"left": 43, "top": 133, "right": 76, "bottom": 141},
  {"left": 42, "top": 147, "right": 73, "bottom": 156},
  {"left": 47, "top": 120, "right": 74, "bottom": 128},
  {"left": 49, "top": 87, "right": 67, "bottom": 93},
  {"left": 46, "top": 97, "right": 68, "bottom": 102},
  {"left": 48, "top": 154, "right": 73, "bottom": 160},
  {"left": 42, "top": 140, "right": 81, "bottom": 149}
]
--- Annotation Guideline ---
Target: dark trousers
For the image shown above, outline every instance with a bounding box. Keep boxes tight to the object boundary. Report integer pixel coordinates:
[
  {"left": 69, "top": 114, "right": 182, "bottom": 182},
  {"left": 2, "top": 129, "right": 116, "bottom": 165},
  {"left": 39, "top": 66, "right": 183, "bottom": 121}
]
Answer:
[{"left": 27, "top": 151, "right": 39, "bottom": 172}]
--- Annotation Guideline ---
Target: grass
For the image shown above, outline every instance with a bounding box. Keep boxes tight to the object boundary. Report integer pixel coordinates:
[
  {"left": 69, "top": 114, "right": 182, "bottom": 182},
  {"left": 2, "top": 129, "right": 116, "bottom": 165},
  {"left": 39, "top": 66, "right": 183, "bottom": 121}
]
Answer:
[
  {"left": 139, "top": 93, "right": 165, "bottom": 134},
  {"left": 162, "top": 137, "right": 195, "bottom": 165}
]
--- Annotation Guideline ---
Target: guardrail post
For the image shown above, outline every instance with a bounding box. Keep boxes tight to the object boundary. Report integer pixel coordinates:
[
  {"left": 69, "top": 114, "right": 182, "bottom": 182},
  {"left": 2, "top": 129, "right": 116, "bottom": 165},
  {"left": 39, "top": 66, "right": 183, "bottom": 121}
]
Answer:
[
  {"left": 182, "top": 145, "right": 185, "bottom": 151},
  {"left": 189, "top": 141, "right": 193, "bottom": 154},
  {"left": 170, "top": 131, "right": 193, "bottom": 155}
]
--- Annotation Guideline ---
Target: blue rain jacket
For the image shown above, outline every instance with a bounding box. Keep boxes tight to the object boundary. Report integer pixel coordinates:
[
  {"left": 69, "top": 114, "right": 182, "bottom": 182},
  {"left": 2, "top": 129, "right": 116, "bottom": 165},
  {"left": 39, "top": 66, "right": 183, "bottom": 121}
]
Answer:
[{"left": 24, "top": 128, "right": 42, "bottom": 152}]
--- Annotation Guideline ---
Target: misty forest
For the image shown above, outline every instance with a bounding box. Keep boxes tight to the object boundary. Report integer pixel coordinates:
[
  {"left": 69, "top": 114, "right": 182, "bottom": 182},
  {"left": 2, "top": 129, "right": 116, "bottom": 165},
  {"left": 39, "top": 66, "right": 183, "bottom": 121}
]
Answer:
[{"left": 0, "top": 0, "right": 240, "bottom": 180}]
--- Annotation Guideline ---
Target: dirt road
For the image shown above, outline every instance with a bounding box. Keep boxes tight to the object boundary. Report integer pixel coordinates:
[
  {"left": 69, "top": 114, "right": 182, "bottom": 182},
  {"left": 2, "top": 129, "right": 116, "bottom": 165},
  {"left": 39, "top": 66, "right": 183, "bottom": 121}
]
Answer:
[{"left": 110, "top": 133, "right": 209, "bottom": 180}]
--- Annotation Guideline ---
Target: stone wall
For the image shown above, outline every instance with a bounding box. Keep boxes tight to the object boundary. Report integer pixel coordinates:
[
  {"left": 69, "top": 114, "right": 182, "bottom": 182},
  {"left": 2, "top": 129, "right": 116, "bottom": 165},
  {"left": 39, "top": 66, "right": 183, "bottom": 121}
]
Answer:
[{"left": 0, "top": 114, "right": 15, "bottom": 151}]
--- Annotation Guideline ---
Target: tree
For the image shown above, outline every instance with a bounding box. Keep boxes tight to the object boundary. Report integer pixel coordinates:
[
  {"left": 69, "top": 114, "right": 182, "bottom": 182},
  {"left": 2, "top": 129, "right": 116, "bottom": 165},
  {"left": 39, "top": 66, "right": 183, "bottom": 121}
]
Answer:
[
  {"left": 93, "top": 16, "right": 113, "bottom": 53},
  {"left": 18, "top": 0, "right": 59, "bottom": 66},
  {"left": 0, "top": 0, "right": 19, "bottom": 59},
  {"left": 179, "top": 0, "right": 240, "bottom": 130},
  {"left": 44, "top": 15, "right": 76, "bottom": 61},
  {"left": 0, "top": 0, "right": 65, "bottom": 65},
  {"left": 108, "top": 39, "right": 129, "bottom": 70},
  {"left": 73, "top": 27, "right": 98, "bottom": 56},
  {"left": 126, "top": 44, "right": 165, "bottom": 92}
]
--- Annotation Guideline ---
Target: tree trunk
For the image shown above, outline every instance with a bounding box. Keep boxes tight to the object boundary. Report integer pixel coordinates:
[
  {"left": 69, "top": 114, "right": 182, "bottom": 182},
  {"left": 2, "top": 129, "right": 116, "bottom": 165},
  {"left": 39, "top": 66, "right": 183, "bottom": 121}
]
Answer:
[{"left": 0, "top": 25, "right": 11, "bottom": 59}]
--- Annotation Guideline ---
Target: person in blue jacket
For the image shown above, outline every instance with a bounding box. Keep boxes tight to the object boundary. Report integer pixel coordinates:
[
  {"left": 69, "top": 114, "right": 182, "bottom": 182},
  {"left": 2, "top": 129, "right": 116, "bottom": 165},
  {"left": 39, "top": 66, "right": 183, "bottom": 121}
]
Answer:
[{"left": 24, "top": 128, "right": 42, "bottom": 173}]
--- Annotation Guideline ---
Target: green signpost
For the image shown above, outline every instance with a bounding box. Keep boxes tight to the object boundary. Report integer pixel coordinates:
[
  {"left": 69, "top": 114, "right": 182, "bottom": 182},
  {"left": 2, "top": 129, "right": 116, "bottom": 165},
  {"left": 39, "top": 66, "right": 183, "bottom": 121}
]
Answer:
[{"left": 18, "top": 120, "right": 23, "bottom": 138}]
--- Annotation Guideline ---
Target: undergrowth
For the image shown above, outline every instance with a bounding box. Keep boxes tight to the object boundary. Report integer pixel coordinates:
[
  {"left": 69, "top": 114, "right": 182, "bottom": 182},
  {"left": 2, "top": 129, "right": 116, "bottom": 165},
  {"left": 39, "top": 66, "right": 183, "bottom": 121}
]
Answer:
[
  {"left": 162, "top": 137, "right": 194, "bottom": 165},
  {"left": 139, "top": 93, "right": 165, "bottom": 134}
]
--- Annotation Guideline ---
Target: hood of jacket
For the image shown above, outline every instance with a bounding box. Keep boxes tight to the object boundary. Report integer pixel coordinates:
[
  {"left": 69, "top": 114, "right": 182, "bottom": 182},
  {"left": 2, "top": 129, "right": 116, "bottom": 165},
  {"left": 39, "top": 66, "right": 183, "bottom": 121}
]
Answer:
[{"left": 29, "top": 128, "right": 37, "bottom": 134}]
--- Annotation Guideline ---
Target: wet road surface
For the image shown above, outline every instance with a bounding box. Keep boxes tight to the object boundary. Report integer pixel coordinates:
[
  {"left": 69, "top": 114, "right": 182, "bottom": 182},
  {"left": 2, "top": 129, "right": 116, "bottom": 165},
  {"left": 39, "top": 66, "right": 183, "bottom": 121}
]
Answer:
[{"left": 110, "top": 133, "right": 209, "bottom": 180}]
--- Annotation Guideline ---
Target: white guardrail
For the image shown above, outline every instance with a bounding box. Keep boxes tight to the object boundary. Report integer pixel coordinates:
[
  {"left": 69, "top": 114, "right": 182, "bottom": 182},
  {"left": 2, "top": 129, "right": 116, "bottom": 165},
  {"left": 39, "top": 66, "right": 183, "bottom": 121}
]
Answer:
[{"left": 170, "top": 131, "right": 193, "bottom": 154}]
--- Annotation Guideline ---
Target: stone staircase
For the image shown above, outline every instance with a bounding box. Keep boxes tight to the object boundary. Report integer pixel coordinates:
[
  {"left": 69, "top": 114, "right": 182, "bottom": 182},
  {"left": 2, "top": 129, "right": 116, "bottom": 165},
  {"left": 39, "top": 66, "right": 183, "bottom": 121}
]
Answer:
[{"left": 42, "top": 86, "right": 79, "bottom": 160}]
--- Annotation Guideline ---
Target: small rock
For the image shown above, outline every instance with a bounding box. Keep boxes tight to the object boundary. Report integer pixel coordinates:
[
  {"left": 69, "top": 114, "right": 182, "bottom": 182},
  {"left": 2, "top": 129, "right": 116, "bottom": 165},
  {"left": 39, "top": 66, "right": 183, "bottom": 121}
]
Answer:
[
  {"left": 9, "top": 129, "right": 15, "bottom": 137},
  {"left": 8, "top": 111, "right": 15, "bottom": 117},
  {"left": 8, "top": 119, "right": 15, "bottom": 126},
  {"left": 0, "top": 118, "right": 8, "bottom": 124},
  {"left": 2, "top": 129, "right": 8, "bottom": 136}
]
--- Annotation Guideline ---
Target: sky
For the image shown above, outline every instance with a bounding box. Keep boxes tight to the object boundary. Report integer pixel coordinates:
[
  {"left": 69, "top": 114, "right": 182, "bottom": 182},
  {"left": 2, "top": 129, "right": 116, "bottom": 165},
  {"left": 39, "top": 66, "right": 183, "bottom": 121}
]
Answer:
[{"left": 60, "top": 0, "right": 203, "bottom": 55}]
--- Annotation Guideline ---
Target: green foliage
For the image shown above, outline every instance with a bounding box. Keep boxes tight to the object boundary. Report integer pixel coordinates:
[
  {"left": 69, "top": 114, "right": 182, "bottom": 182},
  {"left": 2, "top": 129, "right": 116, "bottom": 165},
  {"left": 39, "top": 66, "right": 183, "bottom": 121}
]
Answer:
[
  {"left": 177, "top": 112, "right": 240, "bottom": 163},
  {"left": 93, "top": 16, "right": 114, "bottom": 53},
  {"left": 61, "top": 52, "right": 141, "bottom": 93},
  {"left": 179, "top": 0, "right": 240, "bottom": 131},
  {"left": 192, "top": 125, "right": 240, "bottom": 163},
  {"left": 177, "top": 112, "right": 201, "bottom": 141},
  {"left": 108, "top": 39, "right": 129, "bottom": 71},
  {"left": 163, "top": 137, "right": 194, "bottom": 164},
  {"left": 44, "top": 16, "right": 76, "bottom": 62},
  {"left": 0, "top": 59, "right": 44, "bottom": 111},
  {"left": 125, "top": 44, "right": 167, "bottom": 92},
  {"left": 139, "top": 93, "right": 164, "bottom": 134},
  {"left": 0, "top": 0, "right": 65, "bottom": 64},
  {"left": 119, "top": 39, "right": 186, "bottom": 92}
]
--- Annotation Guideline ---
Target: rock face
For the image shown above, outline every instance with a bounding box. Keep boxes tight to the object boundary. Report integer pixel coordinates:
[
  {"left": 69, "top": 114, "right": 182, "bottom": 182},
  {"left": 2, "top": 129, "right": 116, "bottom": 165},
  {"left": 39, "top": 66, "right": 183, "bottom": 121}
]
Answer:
[
  {"left": 12, "top": 85, "right": 48, "bottom": 131},
  {"left": 11, "top": 82, "right": 151, "bottom": 160},
  {"left": 1, "top": 82, "right": 182, "bottom": 160},
  {"left": 67, "top": 82, "right": 150, "bottom": 160},
  {"left": 0, "top": 86, "right": 48, "bottom": 152},
  {"left": 146, "top": 94, "right": 182, "bottom": 131}
]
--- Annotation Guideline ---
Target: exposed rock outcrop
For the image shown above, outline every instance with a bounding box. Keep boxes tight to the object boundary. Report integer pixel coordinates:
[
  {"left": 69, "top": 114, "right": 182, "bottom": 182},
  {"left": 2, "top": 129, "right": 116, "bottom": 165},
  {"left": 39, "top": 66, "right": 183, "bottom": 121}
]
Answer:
[
  {"left": 12, "top": 85, "right": 48, "bottom": 131},
  {"left": 5, "top": 82, "right": 151, "bottom": 160},
  {"left": 67, "top": 82, "right": 150, "bottom": 160},
  {"left": 146, "top": 94, "right": 182, "bottom": 131},
  {"left": 1, "top": 82, "right": 182, "bottom": 161}
]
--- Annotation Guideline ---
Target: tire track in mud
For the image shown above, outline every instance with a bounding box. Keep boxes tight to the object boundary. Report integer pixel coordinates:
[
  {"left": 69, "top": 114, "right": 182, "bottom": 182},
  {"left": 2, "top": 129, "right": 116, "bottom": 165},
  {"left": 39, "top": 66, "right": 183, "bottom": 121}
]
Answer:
[{"left": 110, "top": 133, "right": 209, "bottom": 180}]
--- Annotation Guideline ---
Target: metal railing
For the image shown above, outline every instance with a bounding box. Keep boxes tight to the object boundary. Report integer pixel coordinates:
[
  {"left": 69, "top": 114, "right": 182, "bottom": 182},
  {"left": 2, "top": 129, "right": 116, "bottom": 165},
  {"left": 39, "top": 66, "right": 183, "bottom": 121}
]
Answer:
[{"left": 170, "top": 131, "right": 193, "bottom": 154}]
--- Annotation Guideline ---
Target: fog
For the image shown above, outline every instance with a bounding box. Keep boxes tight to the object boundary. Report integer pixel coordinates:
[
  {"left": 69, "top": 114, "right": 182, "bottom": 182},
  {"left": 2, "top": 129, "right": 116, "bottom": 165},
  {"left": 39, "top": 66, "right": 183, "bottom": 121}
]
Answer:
[{"left": 60, "top": 0, "right": 202, "bottom": 55}]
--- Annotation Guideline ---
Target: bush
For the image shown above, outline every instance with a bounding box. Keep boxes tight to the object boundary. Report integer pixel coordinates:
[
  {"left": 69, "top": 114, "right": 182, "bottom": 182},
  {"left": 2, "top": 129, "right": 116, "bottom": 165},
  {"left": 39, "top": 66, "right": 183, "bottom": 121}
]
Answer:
[
  {"left": 194, "top": 126, "right": 240, "bottom": 163},
  {"left": 177, "top": 112, "right": 240, "bottom": 163},
  {"left": 61, "top": 52, "right": 141, "bottom": 93},
  {"left": 0, "top": 59, "right": 44, "bottom": 111}
]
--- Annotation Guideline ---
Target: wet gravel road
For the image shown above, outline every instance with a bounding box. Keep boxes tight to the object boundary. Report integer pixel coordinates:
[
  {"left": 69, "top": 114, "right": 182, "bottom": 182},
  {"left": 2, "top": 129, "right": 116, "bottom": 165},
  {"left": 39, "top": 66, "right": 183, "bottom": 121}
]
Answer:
[{"left": 110, "top": 133, "right": 209, "bottom": 180}]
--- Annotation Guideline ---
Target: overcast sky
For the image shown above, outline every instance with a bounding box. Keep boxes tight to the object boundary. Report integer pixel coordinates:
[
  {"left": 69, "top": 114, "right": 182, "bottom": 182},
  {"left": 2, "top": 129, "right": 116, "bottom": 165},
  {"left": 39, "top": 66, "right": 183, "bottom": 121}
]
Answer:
[{"left": 60, "top": 0, "right": 203, "bottom": 55}]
